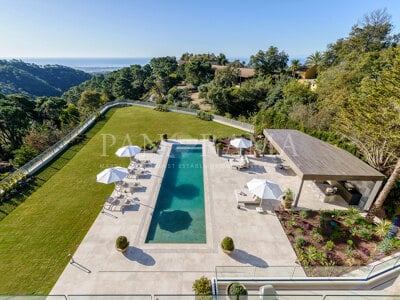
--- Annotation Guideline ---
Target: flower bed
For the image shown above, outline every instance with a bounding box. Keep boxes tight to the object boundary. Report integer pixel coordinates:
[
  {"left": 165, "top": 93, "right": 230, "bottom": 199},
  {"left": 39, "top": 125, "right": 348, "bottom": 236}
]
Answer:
[{"left": 276, "top": 208, "right": 400, "bottom": 276}]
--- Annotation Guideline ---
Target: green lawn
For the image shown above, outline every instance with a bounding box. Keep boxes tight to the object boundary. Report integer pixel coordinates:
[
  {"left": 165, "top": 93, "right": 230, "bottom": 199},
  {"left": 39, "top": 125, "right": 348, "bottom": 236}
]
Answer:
[{"left": 0, "top": 106, "right": 244, "bottom": 294}]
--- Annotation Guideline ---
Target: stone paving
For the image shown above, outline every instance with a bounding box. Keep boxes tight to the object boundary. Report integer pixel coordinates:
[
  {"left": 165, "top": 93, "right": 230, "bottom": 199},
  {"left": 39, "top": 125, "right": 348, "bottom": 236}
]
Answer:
[{"left": 50, "top": 139, "right": 355, "bottom": 296}]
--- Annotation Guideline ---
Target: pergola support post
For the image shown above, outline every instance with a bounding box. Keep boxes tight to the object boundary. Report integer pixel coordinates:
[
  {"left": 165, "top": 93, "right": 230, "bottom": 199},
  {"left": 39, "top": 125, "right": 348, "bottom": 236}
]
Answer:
[
  {"left": 293, "top": 179, "right": 304, "bottom": 208},
  {"left": 364, "top": 180, "right": 383, "bottom": 211}
]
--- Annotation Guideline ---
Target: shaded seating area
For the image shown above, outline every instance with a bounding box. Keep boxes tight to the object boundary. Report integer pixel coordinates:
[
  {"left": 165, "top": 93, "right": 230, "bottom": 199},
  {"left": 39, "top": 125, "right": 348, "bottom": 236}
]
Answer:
[{"left": 264, "top": 129, "right": 385, "bottom": 210}]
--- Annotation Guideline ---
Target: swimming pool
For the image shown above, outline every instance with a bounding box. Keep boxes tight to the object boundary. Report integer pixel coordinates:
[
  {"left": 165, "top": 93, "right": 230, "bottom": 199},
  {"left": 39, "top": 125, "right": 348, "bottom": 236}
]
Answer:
[{"left": 145, "top": 144, "right": 206, "bottom": 243}]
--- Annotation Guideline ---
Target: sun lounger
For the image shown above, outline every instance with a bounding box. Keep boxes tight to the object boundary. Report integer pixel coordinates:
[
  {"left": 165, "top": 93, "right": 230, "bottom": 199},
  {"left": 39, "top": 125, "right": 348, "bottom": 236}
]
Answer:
[
  {"left": 103, "top": 196, "right": 119, "bottom": 211},
  {"left": 234, "top": 189, "right": 261, "bottom": 208},
  {"left": 229, "top": 156, "right": 250, "bottom": 170}
]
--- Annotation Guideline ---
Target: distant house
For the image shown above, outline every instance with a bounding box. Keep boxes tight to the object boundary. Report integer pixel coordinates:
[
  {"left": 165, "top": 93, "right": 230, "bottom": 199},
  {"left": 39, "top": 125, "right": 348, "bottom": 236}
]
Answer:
[
  {"left": 211, "top": 65, "right": 255, "bottom": 82},
  {"left": 295, "top": 64, "right": 318, "bottom": 79},
  {"left": 296, "top": 64, "right": 318, "bottom": 90}
]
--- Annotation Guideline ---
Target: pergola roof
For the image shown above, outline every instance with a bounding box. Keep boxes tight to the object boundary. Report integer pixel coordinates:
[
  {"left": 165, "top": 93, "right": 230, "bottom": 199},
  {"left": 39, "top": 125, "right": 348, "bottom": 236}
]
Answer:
[{"left": 264, "top": 129, "right": 385, "bottom": 181}]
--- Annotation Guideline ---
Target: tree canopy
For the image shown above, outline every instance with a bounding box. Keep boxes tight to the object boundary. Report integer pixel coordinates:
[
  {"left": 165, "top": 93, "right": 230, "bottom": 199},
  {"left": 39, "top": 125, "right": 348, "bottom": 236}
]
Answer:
[
  {"left": 249, "top": 46, "right": 289, "bottom": 76},
  {"left": 0, "top": 60, "right": 91, "bottom": 98}
]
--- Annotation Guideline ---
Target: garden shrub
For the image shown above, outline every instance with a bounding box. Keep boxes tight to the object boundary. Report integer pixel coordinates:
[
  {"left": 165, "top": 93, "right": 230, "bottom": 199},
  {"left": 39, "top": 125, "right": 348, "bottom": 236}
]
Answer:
[
  {"left": 330, "top": 229, "right": 342, "bottom": 240},
  {"left": 375, "top": 220, "right": 392, "bottom": 238},
  {"left": 192, "top": 276, "right": 212, "bottom": 296},
  {"left": 325, "top": 240, "right": 334, "bottom": 251},
  {"left": 295, "top": 235, "right": 306, "bottom": 247},
  {"left": 358, "top": 228, "right": 373, "bottom": 240},
  {"left": 347, "top": 239, "right": 355, "bottom": 249},
  {"left": 12, "top": 145, "right": 39, "bottom": 168},
  {"left": 295, "top": 228, "right": 303, "bottom": 235},
  {"left": 221, "top": 236, "right": 234, "bottom": 251},
  {"left": 311, "top": 228, "right": 323, "bottom": 243},
  {"left": 197, "top": 110, "right": 212, "bottom": 121},
  {"left": 227, "top": 283, "right": 247, "bottom": 298},
  {"left": 299, "top": 210, "right": 308, "bottom": 219},
  {"left": 154, "top": 104, "right": 168, "bottom": 112},
  {"left": 306, "top": 246, "right": 318, "bottom": 264},
  {"left": 69, "top": 134, "right": 86, "bottom": 146},
  {"left": 116, "top": 236, "right": 129, "bottom": 250},
  {"left": 345, "top": 246, "right": 354, "bottom": 257}
]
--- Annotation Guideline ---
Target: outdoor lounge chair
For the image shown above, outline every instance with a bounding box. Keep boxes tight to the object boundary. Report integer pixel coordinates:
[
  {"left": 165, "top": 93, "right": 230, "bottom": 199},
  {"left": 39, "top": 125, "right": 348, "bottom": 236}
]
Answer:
[
  {"left": 103, "top": 196, "right": 119, "bottom": 211},
  {"left": 234, "top": 189, "right": 261, "bottom": 208},
  {"left": 259, "top": 284, "right": 278, "bottom": 300},
  {"left": 229, "top": 156, "right": 250, "bottom": 170}
]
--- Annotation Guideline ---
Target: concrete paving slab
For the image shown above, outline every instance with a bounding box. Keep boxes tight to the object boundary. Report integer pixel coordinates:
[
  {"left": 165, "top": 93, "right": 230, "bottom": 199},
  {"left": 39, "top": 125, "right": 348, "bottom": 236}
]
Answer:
[{"left": 50, "top": 139, "right": 357, "bottom": 295}]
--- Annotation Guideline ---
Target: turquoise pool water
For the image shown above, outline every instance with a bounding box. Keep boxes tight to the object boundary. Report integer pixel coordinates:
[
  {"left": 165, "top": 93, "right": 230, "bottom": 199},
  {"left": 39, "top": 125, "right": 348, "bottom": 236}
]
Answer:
[{"left": 145, "top": 144, "right": 206, "bottom": 243}]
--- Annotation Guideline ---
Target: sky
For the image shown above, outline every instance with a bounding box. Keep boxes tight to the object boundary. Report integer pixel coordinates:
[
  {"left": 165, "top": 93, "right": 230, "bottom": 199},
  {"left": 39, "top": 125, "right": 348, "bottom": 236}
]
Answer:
[{"left": 1, "top": 0, "right": 400, "bottom": 60}]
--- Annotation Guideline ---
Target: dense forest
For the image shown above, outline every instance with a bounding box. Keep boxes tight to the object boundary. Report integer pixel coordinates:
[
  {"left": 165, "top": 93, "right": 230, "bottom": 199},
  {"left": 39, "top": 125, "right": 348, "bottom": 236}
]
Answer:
[
  {"left": 0, "top": 9, "right": 399, "bottom": 214},
  {"left": 0, "top": 60, "right": 91, "bottom": 97}
]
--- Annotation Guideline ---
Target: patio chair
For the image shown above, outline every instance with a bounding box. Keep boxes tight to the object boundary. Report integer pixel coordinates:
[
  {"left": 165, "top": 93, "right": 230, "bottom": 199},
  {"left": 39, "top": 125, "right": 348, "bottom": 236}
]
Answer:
[
  {"left": 229, "top": 156, "right": 250, "bottom": 170},
  {"left": 135, "top": 167, "right": 147, "bottom": 177},
  {"left": 235, "top": 189, "right": 261, "bottom": 208},
  {"left": 127, "top": 167, "right": 141, "bottom": 179},
  {"left": 114, "top": 184, "right": 123, "bottom": 198},
  {"left": 103, "top": 196, "right": 119, "bottom": 211},
  {"left": 259, "top": 284, "right": 278, "bottom": 300}
]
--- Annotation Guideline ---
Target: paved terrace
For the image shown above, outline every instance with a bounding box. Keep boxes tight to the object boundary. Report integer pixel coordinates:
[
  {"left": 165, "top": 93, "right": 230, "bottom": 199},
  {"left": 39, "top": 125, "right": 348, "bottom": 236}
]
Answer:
[{"left": 50, "top": 140, "right": 352, "bottom": 295}]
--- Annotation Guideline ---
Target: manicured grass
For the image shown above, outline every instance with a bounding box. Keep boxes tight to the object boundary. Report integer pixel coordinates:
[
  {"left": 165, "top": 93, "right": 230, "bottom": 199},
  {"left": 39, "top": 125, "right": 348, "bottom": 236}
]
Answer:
[{"left": 0, "top": 106, "right": 244, "bottom": 294}]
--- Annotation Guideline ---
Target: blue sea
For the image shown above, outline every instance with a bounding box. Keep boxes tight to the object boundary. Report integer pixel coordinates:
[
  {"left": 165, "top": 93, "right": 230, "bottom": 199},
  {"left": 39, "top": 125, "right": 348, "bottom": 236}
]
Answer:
[
  {"left": 14, "top": 56, "right": 305, "bottom": 75},
  {"left": 19, "top": 57, "right": 151, "bottom": 74}
]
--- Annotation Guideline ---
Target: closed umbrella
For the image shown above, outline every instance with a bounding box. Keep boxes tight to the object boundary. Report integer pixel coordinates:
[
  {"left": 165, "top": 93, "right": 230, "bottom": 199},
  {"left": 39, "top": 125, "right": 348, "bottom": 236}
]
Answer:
[
  {"left": 246, "top": 178, "right": 282, "bottom": 206},
  {"left": 230, "top": 138, "right": 252, "bottom": 156}
]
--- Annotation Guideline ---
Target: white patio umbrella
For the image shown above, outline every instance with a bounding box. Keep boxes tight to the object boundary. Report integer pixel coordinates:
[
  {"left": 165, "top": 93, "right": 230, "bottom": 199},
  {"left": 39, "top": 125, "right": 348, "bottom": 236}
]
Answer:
[
  {"left": 115, "top": 145, "right": 141, "bottom": 159},
  {"left": 246, "top": 178, "right": 282, "bottom": 204},
  {"left": 230, "top": 138, "right": 253, "bottom": 156},
  {"left": 96, "top": 167, "right": 129, "bottom": 184}
]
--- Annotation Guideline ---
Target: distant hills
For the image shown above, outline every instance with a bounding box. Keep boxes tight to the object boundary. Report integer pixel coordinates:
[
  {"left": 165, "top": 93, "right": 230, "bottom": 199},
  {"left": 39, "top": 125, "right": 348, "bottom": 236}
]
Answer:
[{"left": 0, "top": 60, "right": 91, "bottom": 98}]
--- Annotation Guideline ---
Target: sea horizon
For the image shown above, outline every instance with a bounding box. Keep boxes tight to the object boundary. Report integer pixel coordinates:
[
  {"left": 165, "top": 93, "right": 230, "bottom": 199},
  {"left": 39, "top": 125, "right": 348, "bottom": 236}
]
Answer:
[
  {"left": 0, "top": 57, "right": 151, "bottom": 74},
  {"left": 1, "top": 56, "right": 305, "bottom": 74}
]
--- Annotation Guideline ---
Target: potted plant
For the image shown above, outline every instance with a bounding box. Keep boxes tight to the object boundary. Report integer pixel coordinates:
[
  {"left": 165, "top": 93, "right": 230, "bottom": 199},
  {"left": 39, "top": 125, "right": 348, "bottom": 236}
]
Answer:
[
  {"left": 192, "top": 276, "right": 212, "bottom": 300},
  {"left": 115, "top": 236, "right": 129, "bottom": 253},
  {"left": 254, "top": 140, "right": 264, "bottom": 158},
  {"left": 225, "top": 282, "right": 248, "bottom": 300},
  {"left": 221, "top": 236, "right": 234, "bottom": 254},
  {"left": 216, "top": 142, "right": 223, "bottom": 156},
  {"left": 281, "top": 188, "right": 294, "bottom": 209}
]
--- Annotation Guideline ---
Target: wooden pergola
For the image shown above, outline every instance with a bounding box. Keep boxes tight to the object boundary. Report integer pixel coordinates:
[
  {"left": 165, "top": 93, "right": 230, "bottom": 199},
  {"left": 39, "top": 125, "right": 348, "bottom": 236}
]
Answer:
[{"left": 263, "top": 129, "right": 385, "bottom": 210}]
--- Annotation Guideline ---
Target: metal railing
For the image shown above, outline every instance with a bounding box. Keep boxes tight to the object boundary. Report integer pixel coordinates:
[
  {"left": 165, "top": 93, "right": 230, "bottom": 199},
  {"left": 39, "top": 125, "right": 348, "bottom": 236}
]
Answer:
[
  {"left": 0, "top": 100, "right": 126, "bottom": 187},
  {"left": 0, "top": 296, "right": 67, "bottom": 300},
  {"left": 1, "top": 294, "right": 400, "bottom": 299},
  {"left": 211, "top": 114, "right": 254, "bottom": 132},
  {"left": 215, "top": 252, "right": 400, "bottom": 283},
  {"left": 67, "top": 296, "right": 151, "bottom": 300}
]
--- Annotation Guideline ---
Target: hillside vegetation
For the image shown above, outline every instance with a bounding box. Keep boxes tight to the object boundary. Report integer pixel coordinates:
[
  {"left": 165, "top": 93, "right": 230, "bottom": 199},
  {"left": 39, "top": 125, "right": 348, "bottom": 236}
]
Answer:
[{"left": 0, "top": 60, "right": 91, "bottom": 97}]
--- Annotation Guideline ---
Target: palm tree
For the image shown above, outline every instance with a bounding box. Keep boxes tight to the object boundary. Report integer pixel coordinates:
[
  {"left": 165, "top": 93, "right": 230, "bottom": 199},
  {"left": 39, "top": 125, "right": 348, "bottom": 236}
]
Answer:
[
  {"left": 290, "top": 59, "right": 300, "bottom": 77},
  {"left": 306, "top": 51, "right": 323, "bottom": 67}
]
